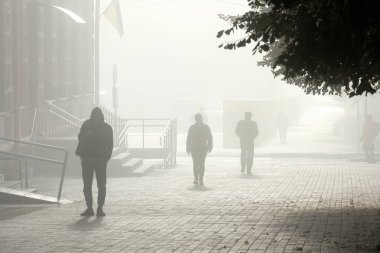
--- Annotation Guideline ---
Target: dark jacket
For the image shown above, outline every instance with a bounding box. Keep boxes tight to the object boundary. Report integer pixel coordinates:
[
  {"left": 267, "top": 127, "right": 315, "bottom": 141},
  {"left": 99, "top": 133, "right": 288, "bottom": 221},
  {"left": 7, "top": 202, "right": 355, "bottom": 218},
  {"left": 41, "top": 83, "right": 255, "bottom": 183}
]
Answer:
[
  {"left": 75, "top": 108, "right": 113, "bottom": 161},
  {"left": 186, "top": 123, "right": 213, "bottom": 153},
  {"left": 235, "top": 120, "right": 259, "bottom": 143}
]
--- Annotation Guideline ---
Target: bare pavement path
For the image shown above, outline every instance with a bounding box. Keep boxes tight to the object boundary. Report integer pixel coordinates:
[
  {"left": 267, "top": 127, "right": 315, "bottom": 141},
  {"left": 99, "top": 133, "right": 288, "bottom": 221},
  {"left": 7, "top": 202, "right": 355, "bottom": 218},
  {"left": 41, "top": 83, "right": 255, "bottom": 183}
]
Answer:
[{"left": 1, "top": 157, "right": 380, "bottom": 252}]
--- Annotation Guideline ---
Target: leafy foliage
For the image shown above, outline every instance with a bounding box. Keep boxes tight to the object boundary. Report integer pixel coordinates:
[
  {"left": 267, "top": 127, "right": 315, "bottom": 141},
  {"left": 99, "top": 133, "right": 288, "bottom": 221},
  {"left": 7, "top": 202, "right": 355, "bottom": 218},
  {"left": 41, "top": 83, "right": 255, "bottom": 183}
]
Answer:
[{"left": 217, "top": 0, "right": 380, "bottom": 96}]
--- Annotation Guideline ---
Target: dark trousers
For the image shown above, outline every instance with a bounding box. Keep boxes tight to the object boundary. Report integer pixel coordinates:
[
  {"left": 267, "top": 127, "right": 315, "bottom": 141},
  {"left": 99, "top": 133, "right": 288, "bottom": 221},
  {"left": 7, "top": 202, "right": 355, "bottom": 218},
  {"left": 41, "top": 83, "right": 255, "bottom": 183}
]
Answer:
[
  {"left": 191, "top": 149, "right": 208, "bottom": 182},
  {"left": 240, "top": 141, "right": 254, "bottom": 173},
  {"left": 81, "top": 157, "right": 107, "bottom": 208}
]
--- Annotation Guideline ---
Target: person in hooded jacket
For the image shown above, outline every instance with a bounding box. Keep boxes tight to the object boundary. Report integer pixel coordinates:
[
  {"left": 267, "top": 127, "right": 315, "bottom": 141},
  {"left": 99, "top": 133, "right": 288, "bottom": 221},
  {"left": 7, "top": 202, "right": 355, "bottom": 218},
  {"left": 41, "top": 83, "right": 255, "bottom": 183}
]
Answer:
[
  {"left": 186, "top": 113, "right": 213, "bottom": 186},
  {"left": 75, "top": 107, "right": 113, "bottom": 217}
]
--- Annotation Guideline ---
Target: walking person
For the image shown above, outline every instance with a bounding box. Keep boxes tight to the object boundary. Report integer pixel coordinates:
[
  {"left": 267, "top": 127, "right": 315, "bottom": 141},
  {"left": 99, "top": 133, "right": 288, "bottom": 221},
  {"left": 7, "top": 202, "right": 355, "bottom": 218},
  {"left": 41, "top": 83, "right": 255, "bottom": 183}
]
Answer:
[
  {"left": 235, "top": 112, "right": 259, "bottom": 175},
  {"left": 186, "top": 113, "right": 213, "bottom": 186},
  {"left": 276, "top": 111, "right": 288, "bottom": 144},
  {"left": 361, "top": 115, "right": 379, "bottom": 163},
  {"left": 75, "top": 107, "right": 113, "bottom": 217}
]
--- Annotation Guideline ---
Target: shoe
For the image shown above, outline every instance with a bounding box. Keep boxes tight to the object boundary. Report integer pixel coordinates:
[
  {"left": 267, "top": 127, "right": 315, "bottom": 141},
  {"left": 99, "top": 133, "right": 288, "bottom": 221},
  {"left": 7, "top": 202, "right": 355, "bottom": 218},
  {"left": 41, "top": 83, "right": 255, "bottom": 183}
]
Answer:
[
  {"left": 247, "top": 171, "right": 252, "bottom": 175},
  {"left": 199, "top": 181, "right": 204, "bottom": 186},
  {"left": 80, "top": 208, "right": 94, "bottom": 217},
  {"left": 193, "top": 180, "right": 199, "bottom": 185},
  {"left": 96, "top": 208, "right": 106, "bottom": 217}
]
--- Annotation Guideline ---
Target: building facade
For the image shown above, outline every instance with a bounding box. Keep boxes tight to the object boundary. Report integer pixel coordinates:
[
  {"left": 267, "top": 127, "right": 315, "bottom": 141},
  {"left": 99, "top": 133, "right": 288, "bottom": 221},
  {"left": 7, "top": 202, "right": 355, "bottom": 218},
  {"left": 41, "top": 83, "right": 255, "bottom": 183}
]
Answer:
[{"left": 0, "top": 0, "right": 95, "bottom": 140}]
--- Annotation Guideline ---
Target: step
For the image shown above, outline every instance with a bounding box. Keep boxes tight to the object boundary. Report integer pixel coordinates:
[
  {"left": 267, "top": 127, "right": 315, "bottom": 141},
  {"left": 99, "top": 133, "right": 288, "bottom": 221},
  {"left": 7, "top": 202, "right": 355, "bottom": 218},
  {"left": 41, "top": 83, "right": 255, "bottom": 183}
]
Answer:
[
  {"left": 107, "top": 158, "right": 143, "bottom": 177},
  {"left": 0, "top": 173, "right": 4, "bottom": 183},
  {"left": 108, "top": 152, "right": 133, "bottom": 167},
  {"left": 0, "top": 187, "right": 72, "bottom": 204},
  {"left": 129, "top": 163, "right": 155, "bottom": 177},
  {"left": 122, "top": 158, "right": 143, "bottom": 171},
  {"left": 0, "top": 180, "right": 21, "bottom": 190}
]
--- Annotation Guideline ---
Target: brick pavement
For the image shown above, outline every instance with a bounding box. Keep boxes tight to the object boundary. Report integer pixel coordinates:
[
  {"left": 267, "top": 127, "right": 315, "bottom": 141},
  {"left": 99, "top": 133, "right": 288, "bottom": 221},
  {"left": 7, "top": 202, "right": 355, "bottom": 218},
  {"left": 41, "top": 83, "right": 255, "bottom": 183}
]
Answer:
[{"left": 1, "top": 157, "right": 380, "bottom": 252}]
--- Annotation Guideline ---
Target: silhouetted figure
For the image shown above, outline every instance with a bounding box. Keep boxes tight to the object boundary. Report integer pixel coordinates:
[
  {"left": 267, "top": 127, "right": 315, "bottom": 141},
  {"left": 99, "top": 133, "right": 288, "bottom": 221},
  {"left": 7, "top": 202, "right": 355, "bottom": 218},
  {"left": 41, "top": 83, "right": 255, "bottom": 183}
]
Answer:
[
  {"left": 361, "top": 115, "right": 379, "bottom": 163},
  {"left": 75, "top": 107, "right": 113, "bottom": 217},
  {"left": 276, "top": 111, "right": 288, "bottom": 144},
  {"left": 186, "top": 113, "right": 213, "bottom": 185},
  {"left": 235, "top": 112, "right": 259, "bottom": 175}
]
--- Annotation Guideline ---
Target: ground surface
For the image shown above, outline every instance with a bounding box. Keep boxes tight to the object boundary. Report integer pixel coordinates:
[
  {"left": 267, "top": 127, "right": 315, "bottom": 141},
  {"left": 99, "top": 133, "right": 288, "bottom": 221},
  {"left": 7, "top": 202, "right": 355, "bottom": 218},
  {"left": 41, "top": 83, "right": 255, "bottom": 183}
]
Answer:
[{"left": 1, "top": 157, "right": 380, "bottom": 252}]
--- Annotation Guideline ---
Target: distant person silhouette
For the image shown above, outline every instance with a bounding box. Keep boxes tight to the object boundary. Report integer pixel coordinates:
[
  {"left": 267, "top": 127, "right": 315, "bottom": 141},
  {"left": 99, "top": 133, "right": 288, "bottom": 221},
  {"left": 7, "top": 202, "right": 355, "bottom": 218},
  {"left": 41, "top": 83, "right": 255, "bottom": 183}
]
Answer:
[
  {"left": 361, "top": 115, "right": 379, "bottom": 163},
  {"left": 186, "top": 113, "right": 213, "bottom": 185},
  {"left": 276, "top": 111, "right": 288, "bottom": 144},
  {"left": 235, "top": 112, "right": 259, "bottom": 175},
  {"left": 75, "top": 107, "right": 113, "bottom": 217}
]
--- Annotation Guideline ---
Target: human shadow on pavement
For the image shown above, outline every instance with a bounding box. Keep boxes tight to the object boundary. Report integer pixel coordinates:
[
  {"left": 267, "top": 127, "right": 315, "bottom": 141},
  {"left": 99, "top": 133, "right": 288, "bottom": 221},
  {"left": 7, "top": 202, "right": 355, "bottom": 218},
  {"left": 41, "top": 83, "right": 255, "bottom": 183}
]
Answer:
[
  {"left": 187, "top": 185, "right": 213, "bottom": 192},
  {"left": 68, "top": 216, "right": 105, "bottom": 231}
]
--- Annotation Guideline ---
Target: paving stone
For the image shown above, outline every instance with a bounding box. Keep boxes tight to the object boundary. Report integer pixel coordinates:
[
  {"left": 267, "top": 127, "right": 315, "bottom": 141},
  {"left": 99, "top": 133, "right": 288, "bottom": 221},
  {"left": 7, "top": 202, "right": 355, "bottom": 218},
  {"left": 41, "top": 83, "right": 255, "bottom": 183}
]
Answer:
[{"left": 0, "top": 158, "right": 380, "bottom": 252}]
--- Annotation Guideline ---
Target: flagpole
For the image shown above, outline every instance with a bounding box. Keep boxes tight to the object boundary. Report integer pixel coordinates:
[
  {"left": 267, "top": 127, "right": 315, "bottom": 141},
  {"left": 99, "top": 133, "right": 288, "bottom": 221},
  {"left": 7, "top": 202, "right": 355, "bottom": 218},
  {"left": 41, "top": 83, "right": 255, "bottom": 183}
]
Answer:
[{"left": 94, "top": 0, "right": 100, "bottom": 106}]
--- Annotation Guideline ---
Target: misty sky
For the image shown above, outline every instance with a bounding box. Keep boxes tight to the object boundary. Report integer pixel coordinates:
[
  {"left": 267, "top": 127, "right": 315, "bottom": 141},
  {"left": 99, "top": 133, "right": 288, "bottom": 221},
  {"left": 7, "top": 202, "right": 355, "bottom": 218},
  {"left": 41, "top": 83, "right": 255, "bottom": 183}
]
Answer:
[{"left": 98, "top": 0, "right": 302, "bottom": 117}]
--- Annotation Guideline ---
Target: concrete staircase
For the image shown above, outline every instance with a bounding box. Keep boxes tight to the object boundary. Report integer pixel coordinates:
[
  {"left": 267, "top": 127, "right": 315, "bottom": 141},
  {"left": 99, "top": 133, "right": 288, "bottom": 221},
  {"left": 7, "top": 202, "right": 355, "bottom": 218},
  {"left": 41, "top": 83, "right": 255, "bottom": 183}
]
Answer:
[
  {"left": 32, "top": 137, "right": 158, "bottom": 177},
  {"left": 107, "top": 151, "right": 156, "bottom": 177}
]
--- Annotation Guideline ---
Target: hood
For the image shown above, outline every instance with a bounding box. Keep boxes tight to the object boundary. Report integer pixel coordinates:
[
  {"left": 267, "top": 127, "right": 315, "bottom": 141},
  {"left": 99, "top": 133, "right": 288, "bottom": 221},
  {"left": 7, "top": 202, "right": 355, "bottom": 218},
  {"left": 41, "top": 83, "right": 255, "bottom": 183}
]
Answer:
[{"left": 90, "top": 107, "right": 104, "bottom": 123}]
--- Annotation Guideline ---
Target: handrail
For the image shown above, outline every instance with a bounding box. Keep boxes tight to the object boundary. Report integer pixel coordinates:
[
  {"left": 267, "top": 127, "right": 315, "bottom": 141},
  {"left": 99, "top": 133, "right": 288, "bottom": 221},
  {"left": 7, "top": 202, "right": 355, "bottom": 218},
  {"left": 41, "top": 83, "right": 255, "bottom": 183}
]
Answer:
[
  {"left": 0, "top": 136, "right": 68, "bottom": 200},
  {"left": 158, "top": 119, "right": 177, "bottom": 168},
  {"left": 43, "top": 101, "right": 83, "bottom": 137},
  {"left": 0, "top": 151, "right": 65, "bottom": 164},
  {"left": 0, "top": 136, "right": 68, "bottom": 151},
  {"left": 118, "top": 121, "right": 130, "bottom": 150},
  {"left": 30, "top": 108, "right": 38, "bottom": 138},
  {"left": 118, "top": 121, "right": 129, "bottom": 139},
  {"left": 81, "top": 104, "right": 177, "bottom": 168},
  {"left": 48, "top": 109, "right": 82, "bottom": 127},
  {"left": 46, "top": 101, "right": 82, "bottom": 122}
]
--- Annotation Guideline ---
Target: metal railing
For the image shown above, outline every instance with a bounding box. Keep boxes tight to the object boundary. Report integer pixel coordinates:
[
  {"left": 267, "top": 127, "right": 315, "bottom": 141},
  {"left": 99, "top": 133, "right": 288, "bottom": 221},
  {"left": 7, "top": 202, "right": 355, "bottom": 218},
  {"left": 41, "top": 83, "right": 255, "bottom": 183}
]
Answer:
[
  {"left": 38, "top": 103, "right": 177, "bottom": 168},
  {"left": 126, "top": 118, "right": 177, "bottom": 167},
  {"left": 160, "top": 119, "right": 177, "bottom": 168},
  {"left": 97, "top": 106, "right": 177, "bottom": 167},
  {"left": 41, "top": 101, "right": 84, "bottom": 137},
  {"left": 118, "top": 121, "right": 129, "bottom": 152},
  {"left": 0, "top": 136, "right": 68, "bottom": 200},
  {"left": 99, "top": 105, "right": 128, "bottom": 148},
  {"left": 0, "top": 156, "right": 24, "bottom": 188}
]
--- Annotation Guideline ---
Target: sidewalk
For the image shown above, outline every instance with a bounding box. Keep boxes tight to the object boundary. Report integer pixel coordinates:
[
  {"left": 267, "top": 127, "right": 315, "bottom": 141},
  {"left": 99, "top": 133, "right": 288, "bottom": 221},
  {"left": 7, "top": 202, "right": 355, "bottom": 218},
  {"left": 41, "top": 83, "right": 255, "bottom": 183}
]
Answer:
[{"left": 1, "top": 157, "right": 380, "bottom": 252}]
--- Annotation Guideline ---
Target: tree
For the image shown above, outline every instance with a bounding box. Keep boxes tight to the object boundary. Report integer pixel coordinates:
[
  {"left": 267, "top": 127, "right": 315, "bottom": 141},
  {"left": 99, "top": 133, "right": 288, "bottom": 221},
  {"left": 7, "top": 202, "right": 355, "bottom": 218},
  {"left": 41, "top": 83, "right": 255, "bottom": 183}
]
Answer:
[{"left": 217, "top": 0, "right": 380, "bottom": 96}]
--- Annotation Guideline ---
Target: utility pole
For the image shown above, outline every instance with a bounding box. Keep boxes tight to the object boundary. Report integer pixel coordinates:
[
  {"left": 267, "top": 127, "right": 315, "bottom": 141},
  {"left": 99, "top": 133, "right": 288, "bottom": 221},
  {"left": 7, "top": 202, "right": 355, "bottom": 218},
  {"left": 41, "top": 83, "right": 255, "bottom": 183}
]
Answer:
[{"left": 94, "top": 0, "right": 100, "bottom": 106}]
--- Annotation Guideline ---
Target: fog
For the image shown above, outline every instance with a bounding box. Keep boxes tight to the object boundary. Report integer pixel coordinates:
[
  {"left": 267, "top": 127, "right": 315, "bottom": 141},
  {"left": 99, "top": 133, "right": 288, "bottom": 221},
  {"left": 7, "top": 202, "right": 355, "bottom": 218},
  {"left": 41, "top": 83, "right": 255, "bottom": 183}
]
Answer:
[
  {"left": 2, "top": 1, "right": 380, "bottom": 251},
  {"left": 95, "top": 0, "right": 379, "bottom": 154},
  {"left": 98, "top": 0, "right": 299, "bottom": 117}
]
